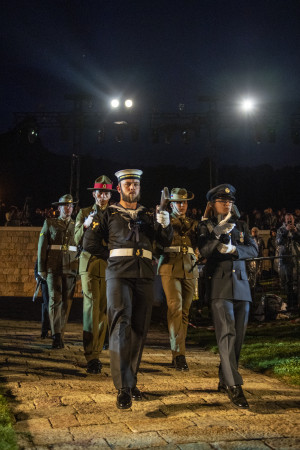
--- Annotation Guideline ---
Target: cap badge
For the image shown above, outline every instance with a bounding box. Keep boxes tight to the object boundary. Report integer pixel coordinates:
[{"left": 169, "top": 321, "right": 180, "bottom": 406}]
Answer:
[{"left": 225, "top": 187, "right": 230, "bottom": 193}]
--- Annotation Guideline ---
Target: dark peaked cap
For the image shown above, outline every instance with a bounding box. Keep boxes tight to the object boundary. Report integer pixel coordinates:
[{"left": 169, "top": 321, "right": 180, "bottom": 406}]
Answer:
[{"left": 206, "top": 184, "right": 236, "bottom": 202}]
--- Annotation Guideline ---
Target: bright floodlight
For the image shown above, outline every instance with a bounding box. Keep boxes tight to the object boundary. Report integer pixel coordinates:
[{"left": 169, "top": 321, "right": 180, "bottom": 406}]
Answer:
[
  {"left": 125, "top": 99, "right": 133, "bottom": 108},
  {"left": 241, "top": 98, "right": 255, "bottom": 113},
  {"left": 111, "top": 99, "right": 120, "bottom": 108}
]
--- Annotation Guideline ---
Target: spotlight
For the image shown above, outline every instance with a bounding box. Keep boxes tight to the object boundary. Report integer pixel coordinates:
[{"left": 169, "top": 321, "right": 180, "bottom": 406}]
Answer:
[
  {"left": 111, "top": 99, "right": 120, "bottom": 108},
  {"left": 240, "top": 98, "right": 255, "bottom": 113},
  {"left": 125, "top": 99, "right": 133, "bottom": 108}
]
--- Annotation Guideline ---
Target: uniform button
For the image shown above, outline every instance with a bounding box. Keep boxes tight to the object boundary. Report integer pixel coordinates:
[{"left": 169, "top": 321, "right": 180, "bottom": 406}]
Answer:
[{"left": 232, "top": 270, "right": 235, "bottom": 272}]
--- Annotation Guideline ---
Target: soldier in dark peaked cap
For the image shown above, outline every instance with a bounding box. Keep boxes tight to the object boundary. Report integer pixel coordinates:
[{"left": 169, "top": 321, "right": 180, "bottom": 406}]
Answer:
[
  {"left": 158, "top": 187, "right": 199, "bottom": 371},
  {"left": 83, "top": 169, "right": 173, "bottom": 409},
  {"left": 75, "top": 175, "right": 116, "bottom": 374},
  {"left": 37, "top": 194, "right": 78, "bottom": 349},
  {"left": 198, "top": 184, "right": 258, "bottom": 409}
]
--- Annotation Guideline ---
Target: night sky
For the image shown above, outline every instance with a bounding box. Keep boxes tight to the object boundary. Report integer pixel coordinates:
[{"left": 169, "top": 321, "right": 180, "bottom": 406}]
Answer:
[{"left": 1, "top": 0, "right": 300, "bottom": 169}]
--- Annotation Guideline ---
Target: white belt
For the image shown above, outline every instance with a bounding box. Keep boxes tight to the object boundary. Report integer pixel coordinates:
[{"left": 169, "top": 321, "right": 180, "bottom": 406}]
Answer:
[
  {"left": 164, "top": 246, "right": 194, "bottom": 255},
  {"left": 110, "top": 248, "right": 152, "bottom": 259},
  {"left": 48, "top": 245, "right": 77, "bottom": 252}
]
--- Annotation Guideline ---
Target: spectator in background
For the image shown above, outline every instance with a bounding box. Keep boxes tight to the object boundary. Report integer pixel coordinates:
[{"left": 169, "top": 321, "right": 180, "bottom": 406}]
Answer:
[
  {"left": 189, "top": 207, "right": 201, "bottom": 220},
  {"left": 0, "top": 201, "right": 7, "bottom": 226},
  {"left": 247, "top": 227, "right": 265, "bottom": 290},
  {"left": 294, "top": 208, "right": 300, "bottom": 225},
  {"left": 5, "top": 205, "right": 22, "bottom": 226},
  {"left": 276, "top": 213, "right": 300, "bottom": 309},
  {"left": 251, "top": 210, "right": 263, "bottom": 230},
  {"left": 262, "top": 207, "right": 277, "bottom": 230},
  {"left": 276, "top": 209, "right": 284, "bottom": 227},
  {"left": 267, "top": 228, "right": 279, "bottom": 273}
]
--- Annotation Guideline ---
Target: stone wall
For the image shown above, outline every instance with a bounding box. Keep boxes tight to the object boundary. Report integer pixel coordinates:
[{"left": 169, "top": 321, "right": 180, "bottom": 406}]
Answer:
[{"left": 0, "top": 227, "right": 82, "bottom": 298}]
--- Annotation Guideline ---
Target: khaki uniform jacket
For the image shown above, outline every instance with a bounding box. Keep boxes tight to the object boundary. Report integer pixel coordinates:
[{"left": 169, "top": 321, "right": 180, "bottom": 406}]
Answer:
[
  {"left": 38, "top": 217, "right": 78, "bottom": 275},
  {"left": 158, "top": 214, "right": 199, "bottom": 279},
  {"left": 75, "top": 204, "right": 108, "bottom": 277}
]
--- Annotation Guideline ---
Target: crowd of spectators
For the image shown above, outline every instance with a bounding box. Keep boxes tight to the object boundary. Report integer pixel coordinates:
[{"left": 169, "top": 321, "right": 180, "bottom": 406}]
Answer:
[{"left": 1, "top": 199, "right": 299, "bottom": 231}]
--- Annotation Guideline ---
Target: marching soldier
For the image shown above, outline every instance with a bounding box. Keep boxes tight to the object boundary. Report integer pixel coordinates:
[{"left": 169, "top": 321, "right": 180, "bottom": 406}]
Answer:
[
  {"left": 198, "top": 184, "right": 258, "bottom": 408},
  {"left": 74, "top": 175, "right": 116, "bottom": 374},
  {"left": 83, "top": 169, "right": 173, "bottom": 409},
  {"left": 158, "top": 188, "right": 199, "bottom": 371},
  {"left": 37, "top": 194, "right": 78, "bottom": 349}
]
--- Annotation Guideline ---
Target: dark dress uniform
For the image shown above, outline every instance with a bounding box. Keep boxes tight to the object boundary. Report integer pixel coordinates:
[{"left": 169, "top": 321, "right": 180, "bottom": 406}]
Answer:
[
  {"left": 158, "top": 213, "right": 199, "bottom": 362},
  {"left": 75, "top": 204, "right": 109, "bottom": 366},
  {"left": 37, "top": 217, "right": 78, "bottom": 338},
  {"left": 83, "top": 203, "right": 173, "bottom": 390},
  {"left": 198, "top": 217, "right": 258, "bottom": 387}
]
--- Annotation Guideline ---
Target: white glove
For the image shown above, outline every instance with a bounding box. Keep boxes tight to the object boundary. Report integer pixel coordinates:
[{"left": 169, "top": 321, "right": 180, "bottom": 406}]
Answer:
[
  {"left": 84, "top": 213, "right": 94, "bottom": 229},
  {"left": 217, "top": 242, "right": 237, "bottom": 254},
  {"left": 156, "top": 211, "right": 170, "bottom": 228},
  {"left": 38, "top": 271, "right": 47, "bottom": 280},
  {"left": 213, "top": 222, "right": 235, "bottom": 236}
]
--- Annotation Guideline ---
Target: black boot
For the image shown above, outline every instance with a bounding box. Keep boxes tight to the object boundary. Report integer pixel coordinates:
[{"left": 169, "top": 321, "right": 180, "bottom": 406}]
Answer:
[
  {"left": 217, "top": 382, "right": 227, "bottom": 393},
  {"left": 227, "top": 385, "right": 249, "bottom": 408},
  {"left": 172, "top": 355, "right": 189, "bottom": 371},
  {"left": 52, "top": 333, "right": 64, "bottom": 349},
  {"left": 116, "top": 388, "right": 132, "bottom": 409},
  {"left": 87, "top": 359, "right": 102, "bottom": 374},
  {"left": 131, "top": 386, "right": 142, "bottom": 401}
]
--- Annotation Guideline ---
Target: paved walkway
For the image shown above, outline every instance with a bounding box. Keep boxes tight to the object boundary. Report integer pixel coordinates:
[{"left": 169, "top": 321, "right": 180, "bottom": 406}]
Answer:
[{"left": 1, "top": 317, "right": 300, "bottom": 449}]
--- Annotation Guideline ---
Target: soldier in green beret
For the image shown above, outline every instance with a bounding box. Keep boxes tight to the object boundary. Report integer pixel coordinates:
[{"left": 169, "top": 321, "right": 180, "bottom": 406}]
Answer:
[
  {"left": 37, "top": 194, "right": 78, "bottom": 349},
  {"left": 158, "top": 188, "right": 199, "bottom": 371},
  {"left": 74, "top": 175, "right": 116, "bottom": 374}
]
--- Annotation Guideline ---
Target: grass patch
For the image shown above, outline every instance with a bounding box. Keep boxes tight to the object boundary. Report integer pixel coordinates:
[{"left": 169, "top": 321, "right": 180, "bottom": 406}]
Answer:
[
  {"left": 187, "top": 318, "right": 300, "bottom": 386},
  {"left": 0, "top": 389, "right": 18, "bottom": 450}
]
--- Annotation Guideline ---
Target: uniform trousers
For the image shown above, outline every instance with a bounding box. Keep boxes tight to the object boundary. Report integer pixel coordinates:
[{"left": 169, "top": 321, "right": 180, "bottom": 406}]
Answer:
[
  {"left": 107, "top": 277, "right": 153, "bottom": 390},
  {"left": 47, "top": 273, "right": 76, "bottom": 336},
  {"left": 161, "top": 276, "right": 196, "bottom": 357},
  {"left": 211, "top": 298, "right": 250, "bottom": 387},
  {"left": 81, "top": 271, "right": 107, "bottom": 363}
]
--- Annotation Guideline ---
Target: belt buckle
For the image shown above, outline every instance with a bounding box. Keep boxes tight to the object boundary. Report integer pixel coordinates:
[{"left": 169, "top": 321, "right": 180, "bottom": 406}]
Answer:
[
  {"left": 182, "top": 246, "right": 188, "bottom": 254},
  {"left": 136, "top": 249, "right": 141, "bottom": 256},
  {"left": 61, "top": 244, "right": 68, "bottom": 251}
]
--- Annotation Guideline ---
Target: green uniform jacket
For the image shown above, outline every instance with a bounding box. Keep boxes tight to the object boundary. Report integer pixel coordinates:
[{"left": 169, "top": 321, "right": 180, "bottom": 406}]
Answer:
[
  {"left": 75, "top": 204, "right": 108, "bottom": 276},
  {"left": 158, "top": 215, "right": 199, "bottom": 279},
  {"left": 38, "top": 218, "right": 78, "bottom": 275}
]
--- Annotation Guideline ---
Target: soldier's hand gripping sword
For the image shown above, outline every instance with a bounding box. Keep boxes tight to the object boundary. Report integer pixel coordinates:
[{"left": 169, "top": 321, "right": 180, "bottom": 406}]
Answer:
[
  {"left": 156, "top": 187, "right": 170, "bottom": 228},
  {"left": 158, "top": 187, "right": 170, "bottom": 212}
]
